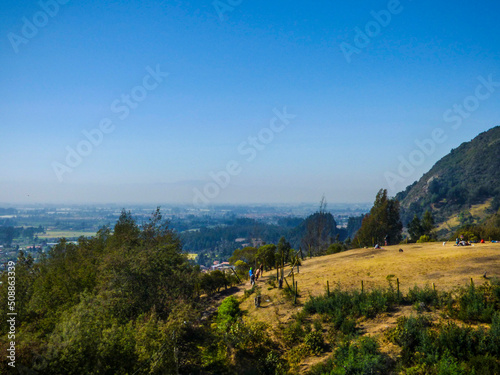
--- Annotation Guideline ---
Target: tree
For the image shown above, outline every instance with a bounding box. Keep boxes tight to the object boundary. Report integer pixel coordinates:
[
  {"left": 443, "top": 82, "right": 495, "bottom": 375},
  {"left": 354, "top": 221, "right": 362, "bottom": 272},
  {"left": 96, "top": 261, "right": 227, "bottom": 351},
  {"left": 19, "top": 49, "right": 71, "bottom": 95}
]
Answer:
[
  {"left": 354, "top": 189, "right": 403, "bottom": 247},
  {"left": 277, "top": 237, "right": 292, "bottom": 264},
  {"left": 301, "top": 197, "right": 339, "bottom": 256},
  {"left": 228, "top": 246, "right": 258, "bottom": 266},
  {"left": 346, "top": 215, "right": 364, "bottom": 240},
  {"left": 256, "top": 244, "right": 276, "bottom": 270},
  {"left": 408, "top": 214, "right": 424, "bottom": 242},
  {"left": 421, "top": 210, "right": 435, "bottom": 236}
]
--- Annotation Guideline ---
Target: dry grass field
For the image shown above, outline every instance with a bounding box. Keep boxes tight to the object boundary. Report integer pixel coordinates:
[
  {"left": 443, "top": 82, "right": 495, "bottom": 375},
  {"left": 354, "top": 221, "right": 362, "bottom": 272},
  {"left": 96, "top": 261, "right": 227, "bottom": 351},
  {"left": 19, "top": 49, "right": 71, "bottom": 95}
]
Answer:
[{"left": 234, "top": 242, "right": 500, "bottom": 372}]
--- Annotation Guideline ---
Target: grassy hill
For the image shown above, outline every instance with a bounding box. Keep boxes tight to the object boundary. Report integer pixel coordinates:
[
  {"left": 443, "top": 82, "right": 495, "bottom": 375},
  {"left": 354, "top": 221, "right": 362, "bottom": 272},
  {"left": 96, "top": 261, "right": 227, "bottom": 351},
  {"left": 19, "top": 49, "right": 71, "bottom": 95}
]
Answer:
[
  {"left": 396, "top": 126, "right": 500, "bottom": 235},
  {"left": 235, "top": 242, "right": 500, "bottom": 373}
]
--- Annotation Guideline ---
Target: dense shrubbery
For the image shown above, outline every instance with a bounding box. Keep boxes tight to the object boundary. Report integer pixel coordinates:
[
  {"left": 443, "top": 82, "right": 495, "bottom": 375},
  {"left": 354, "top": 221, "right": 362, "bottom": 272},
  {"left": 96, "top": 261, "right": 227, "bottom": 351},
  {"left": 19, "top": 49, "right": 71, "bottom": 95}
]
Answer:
[
  {"left": 303, "top": 280, "right": 500, "bottom": 374},
  {"left": 304, "top": 285, "right": 398, "bottom": 321},
  {"left": 309, "top": 336, "right": 387, "bottom": 375},
  {"left": 447, "top": 280, "right": 500, "bottom": 323},
  {"left": 0, "top": 209, "right": 288, "bottom": 374},
  {"left": 388, "top": 314, "right": 500, "bottom": 373}
]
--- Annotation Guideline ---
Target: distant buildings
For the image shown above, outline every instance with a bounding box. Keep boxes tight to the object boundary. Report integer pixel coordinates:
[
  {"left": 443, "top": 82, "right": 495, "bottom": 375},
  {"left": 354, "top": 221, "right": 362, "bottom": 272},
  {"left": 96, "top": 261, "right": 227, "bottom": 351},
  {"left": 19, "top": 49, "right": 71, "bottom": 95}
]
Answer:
[{"left": 210, "top": 261, "right": 233, "bottom": 271}]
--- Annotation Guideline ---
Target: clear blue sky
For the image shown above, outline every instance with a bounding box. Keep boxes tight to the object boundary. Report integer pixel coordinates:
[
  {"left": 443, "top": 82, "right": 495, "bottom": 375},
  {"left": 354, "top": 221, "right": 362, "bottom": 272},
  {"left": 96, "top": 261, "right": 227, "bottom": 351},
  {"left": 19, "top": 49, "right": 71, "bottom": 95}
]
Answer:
[{"left": 1, "top": 0, "right": 499, "bottom": 205}]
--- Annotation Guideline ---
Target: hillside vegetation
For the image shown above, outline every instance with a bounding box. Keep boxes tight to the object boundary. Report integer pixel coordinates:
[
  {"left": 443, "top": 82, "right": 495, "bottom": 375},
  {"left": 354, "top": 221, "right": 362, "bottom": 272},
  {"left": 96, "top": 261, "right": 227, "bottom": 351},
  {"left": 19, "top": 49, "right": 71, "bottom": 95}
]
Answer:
[{"left": 397, "top": 126, "right": 500, "bottom": 235}]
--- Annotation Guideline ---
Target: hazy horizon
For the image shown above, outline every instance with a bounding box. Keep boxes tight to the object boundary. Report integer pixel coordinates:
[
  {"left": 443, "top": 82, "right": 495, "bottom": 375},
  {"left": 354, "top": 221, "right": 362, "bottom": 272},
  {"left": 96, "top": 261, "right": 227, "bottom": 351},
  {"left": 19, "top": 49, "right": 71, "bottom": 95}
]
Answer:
[{"left": 2, "top": 1, "right": 499, "bottom": 206}]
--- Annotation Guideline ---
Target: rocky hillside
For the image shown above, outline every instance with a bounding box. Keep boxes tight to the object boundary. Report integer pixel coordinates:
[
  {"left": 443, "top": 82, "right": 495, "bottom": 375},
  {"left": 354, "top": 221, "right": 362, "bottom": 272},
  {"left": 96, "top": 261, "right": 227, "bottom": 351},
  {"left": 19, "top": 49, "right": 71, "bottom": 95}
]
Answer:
[{"left": 396, "top": 126, "right": 500, "bottom": 232}]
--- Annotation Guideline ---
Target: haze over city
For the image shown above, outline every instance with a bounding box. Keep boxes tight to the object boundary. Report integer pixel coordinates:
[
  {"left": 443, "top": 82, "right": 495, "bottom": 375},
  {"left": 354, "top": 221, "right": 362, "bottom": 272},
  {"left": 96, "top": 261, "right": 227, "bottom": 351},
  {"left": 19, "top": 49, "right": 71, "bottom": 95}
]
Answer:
[{"left": 1, "top": 0, "right": 499, "bottom": 205}]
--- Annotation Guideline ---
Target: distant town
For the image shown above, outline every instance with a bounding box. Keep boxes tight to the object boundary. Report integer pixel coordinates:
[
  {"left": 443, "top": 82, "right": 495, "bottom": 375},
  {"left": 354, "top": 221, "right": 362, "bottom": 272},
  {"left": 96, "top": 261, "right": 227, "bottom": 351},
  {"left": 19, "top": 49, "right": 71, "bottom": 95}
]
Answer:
[{"left": 0, "top": 203, "right": 371, "bottom": 270}]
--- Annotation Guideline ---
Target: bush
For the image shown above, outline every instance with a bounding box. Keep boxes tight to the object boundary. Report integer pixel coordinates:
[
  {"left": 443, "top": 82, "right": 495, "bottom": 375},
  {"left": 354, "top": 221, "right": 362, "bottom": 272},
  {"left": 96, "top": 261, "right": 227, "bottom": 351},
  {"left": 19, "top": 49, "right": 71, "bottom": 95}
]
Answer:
[
  {"left": 330, "top": 337, "right": 388, "bottom": 374},
  {"left": 406, "top": 284, "right": 440, "bottom": 307},
  {"left": 416, "top": 235, "right": 431, "bottom": 243},
  {"left": 308, "top": 337, "right": 388, "bottom": 374},
  {"left": 282, "top": 321, "right": 306, "bottom": 347},
  {"left": 326, "top": 243, "right": 344, "bottom": 254},
  {"left": 467, "top": 355, "right": 500, "bottom": 375},
  {"left": 304, "top": 331, "right": 324, "bottom": 356},
  {"left": 387, "top": 315, "right": 431, "bottom": 363},
  {"left": 304, "top": 286, "right": 397, "bottom": 321},
  {"left": 216, "top": 296, "right": 241, "bottom": 325},
  {"left": 449, "top": 283, "right": 496, "bottom": 323}
]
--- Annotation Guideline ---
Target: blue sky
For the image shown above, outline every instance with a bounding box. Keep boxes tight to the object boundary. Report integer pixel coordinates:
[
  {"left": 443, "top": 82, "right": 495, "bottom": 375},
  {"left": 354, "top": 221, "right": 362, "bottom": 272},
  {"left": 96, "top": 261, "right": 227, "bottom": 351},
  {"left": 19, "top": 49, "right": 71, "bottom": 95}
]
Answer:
[{"left": 0, "top": 0, "right": 499, "bottom": 205}]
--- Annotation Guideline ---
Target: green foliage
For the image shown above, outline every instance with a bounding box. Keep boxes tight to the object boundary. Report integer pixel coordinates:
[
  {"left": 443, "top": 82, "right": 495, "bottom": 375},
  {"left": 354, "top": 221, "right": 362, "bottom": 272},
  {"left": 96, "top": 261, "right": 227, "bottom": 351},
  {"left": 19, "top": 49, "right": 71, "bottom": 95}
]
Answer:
[
  {"left": 388, "top": 315, "right": 431, "bottom": 364},
  {"left": 398, "top": 126, "right": 500, "bottom": 228},
  {"left": 300, "top": 200, "right": 341, "bottom": 256},
  {"left": 277, "top": 236, "right": 292, "bottom": 263},
  {"left": 304, "top": 331, "right": 325, "bottom": 355},
  {"left": 200, "top": 270, "right": 233, "bottom": 295},
  {"left": 216, "top": 296, "right": 241, "bottom": 325},
  {"left": 326, "top": 243, "right": 344, "bottom": 254},
  {"left": 256, "top": 244, "right": 276, "bottom": 270},
  {"left": 229, "top": 246, "right": 258, "bottom": 267},
  {"left": 409, "top": 214, "right": 424, "bottom": 242},
  {"left": 0, "top": 208, "right": 203, "bottom": 374},
  {"left": 354, "top": 189, "right": 403, "bottom": 247},
  {"left": 408, "top": 211, "right": 435, "bottom": 242},
  {"left": 416, "top": 234, "right": 431, "bottom": 243},
  {"left": 406, "top": 284, "right": 441, "bottom": 307},
  {"left": 447, "top": 281, "right": 499, "bottom": 323},
  {"left": 304, "top": 285, "right": 397, "bottom": 321},
  {"left": 309, "top": 337, "right": 387, "bottom": 375},
  {"left": 387, "top": 312, "right": 500, "bottom": 373},
  {"left": 282, "top": 320, "right": 306, "bottom": 347}
]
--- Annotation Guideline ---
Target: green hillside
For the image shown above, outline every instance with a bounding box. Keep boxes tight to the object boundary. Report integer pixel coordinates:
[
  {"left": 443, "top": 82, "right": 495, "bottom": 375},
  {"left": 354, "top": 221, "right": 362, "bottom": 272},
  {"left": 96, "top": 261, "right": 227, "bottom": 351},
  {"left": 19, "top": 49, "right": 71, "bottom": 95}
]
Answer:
[{"left": 397, "top": 126, "right": 500, "bottom": 235}]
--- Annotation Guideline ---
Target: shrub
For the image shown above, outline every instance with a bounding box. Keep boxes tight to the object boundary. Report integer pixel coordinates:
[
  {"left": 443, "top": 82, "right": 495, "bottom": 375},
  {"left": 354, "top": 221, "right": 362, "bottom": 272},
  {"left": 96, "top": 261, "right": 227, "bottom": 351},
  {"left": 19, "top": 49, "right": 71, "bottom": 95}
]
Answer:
[
  {"left": 282, "top": 321, "right": 306, "bottom": 347},
  {"left": 304, "top": 331, "right": 324, "bottom": 356},
  {"left": 285, "top": 344, "right": 310, "bottom": 368},
  {"left": 466, "top": 355, "right": 500, "bottom": 375},
  {"left": 326, "top": 243, "right": 344, "bottom": 254},
  {"left": 216, "top": 296, "right": 241, "bottom": 325},
  {"left": 406, "top": 284, "right": 440, "bottom": 307},
  {"left": 449, "top": 283, "right": 496, "bottom": 323},
  {"left": 416, "top": 235, "right": 431, "bottom": 243},
  {"left": 304, "top": 286, "right": 397, "bottom": 320},
  {"left": 309, "top": 337, "right": 388, "bottom": 374},
  {"left": 387, "top": 316, "right": 431, "bottom": 363},
  {"left": 332, "top": 337, "right": 388, "bottom": 374}
]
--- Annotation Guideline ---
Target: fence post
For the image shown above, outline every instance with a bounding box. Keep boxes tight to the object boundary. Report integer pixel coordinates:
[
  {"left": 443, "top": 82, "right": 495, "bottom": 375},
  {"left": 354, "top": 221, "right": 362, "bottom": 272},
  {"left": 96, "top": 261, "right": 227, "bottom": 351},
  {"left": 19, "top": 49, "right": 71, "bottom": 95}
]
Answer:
[
  {"left": 294, "top": 281, "right": 298, "bottom": 305},
  {"left": 397, "top": 278, "right": 400, "bottom": 300},
  {"left": 432, "top": 283, "right": 436, "bottom": 292},
  {"left": 361, "top": 280, "right": 364, "bottom": 294},
  {"left": 327, "top": 280, "right": 330, "bottom": 297},
  {"left": 471, "top": 278, "right": 474, "bottom": 287}
]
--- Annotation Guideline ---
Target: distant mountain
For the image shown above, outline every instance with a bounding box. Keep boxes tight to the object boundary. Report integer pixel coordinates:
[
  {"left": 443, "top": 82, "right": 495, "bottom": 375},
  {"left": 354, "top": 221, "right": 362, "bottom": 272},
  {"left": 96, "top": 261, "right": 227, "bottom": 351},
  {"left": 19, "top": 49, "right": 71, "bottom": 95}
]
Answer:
[{"left": 396, "top": 126, "right": 500, "bottom": 234}]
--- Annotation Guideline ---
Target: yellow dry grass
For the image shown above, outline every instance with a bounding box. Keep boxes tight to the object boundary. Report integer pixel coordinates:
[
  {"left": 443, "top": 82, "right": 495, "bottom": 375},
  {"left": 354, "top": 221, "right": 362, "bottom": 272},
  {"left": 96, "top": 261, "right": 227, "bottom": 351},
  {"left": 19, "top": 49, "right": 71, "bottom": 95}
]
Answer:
[{"left": 235, "top": 242, "right": 500, "bottom": 371}]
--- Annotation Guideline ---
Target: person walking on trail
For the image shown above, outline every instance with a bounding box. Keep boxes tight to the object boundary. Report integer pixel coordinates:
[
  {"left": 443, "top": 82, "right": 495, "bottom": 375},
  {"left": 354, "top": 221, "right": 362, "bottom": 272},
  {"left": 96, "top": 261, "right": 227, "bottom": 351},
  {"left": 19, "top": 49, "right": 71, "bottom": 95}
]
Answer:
[
  {"left": 249, "top": 267, "right": 255, "bottom": 286},
  {"left": 255, "top": 267, "right": 261, "bottom": 281}
]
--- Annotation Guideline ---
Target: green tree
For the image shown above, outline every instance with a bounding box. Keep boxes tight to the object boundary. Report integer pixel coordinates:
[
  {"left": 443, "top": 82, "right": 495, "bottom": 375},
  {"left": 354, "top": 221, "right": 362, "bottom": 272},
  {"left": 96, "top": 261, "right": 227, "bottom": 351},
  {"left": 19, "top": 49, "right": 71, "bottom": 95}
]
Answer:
[
  {"left": 354, "top": 189, "right": 402, "bottom": 247},
  {"left": 228, "top": 246, "right": 258, "bottom": 266},
  {"left": 277, "top": 237, "right": 292, "bottom": 264},
  {"left": 408, "top": 214, "right": 424, "bottom": 242},
  {"left": 421, "top": 210, "right": 435, "bottom": 236},
  {"left": 256, "top": 244, "right": 276, "bottom": 270}
]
